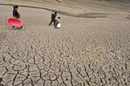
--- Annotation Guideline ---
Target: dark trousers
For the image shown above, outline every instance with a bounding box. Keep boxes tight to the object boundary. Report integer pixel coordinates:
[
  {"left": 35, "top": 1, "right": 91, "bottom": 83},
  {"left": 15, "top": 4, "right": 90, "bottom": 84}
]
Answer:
[{"left": 49, "top": 19, "right": 55, "bottom": 26}]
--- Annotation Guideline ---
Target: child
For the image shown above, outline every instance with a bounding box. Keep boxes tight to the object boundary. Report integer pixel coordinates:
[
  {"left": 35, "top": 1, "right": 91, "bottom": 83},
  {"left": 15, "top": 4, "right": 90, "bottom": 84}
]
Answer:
[
  {"left": 54, "top": 16, "right": 61, "bottom": 29},
  {"left": 13, "top": 5, "right": 20, "bottom": 18}
]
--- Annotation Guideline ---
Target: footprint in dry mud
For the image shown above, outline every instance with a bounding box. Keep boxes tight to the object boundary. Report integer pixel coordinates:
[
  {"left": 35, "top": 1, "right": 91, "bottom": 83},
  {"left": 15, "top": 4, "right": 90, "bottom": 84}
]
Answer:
[
  {"left": 0, "top": 77, "right": 4, "bottom": 86},
  {"left": 126, "top": 15, "right": 130, "bottom": 20},
  {"left": 0, "top": 32, "right": 7, "bottom": 41}
]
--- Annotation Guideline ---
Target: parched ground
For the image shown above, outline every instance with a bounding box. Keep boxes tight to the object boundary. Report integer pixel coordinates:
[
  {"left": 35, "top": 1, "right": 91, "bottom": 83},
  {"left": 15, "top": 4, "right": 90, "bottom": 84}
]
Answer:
[{"left": 0, "top": 0, "right": 130, "bottom": 86}]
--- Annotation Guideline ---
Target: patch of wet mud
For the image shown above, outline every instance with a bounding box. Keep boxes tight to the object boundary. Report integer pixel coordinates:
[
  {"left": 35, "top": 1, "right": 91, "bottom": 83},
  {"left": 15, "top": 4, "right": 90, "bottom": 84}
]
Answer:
[{"left": 77, "top": 12, "right": 108, "bottom": 18}]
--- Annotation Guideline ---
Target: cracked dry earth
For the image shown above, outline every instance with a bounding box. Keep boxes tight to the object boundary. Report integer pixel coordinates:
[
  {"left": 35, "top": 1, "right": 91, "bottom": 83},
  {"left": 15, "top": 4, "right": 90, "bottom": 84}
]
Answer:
[
  {"left": 0, "top": 5, "right": 130, "bottom": 86},
  {"left": 0, "top": 27, "right": 130, "bottom": 86}
]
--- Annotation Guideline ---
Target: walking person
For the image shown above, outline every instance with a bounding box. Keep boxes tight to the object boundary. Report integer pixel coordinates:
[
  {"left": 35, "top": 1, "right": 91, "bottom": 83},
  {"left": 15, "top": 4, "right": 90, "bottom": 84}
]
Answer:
[
  {"left": 49, "top": 11, "right": 57, "bottom": 26},
  {"left": 13, "top": 5, "right": 20, "bottom": 19}
]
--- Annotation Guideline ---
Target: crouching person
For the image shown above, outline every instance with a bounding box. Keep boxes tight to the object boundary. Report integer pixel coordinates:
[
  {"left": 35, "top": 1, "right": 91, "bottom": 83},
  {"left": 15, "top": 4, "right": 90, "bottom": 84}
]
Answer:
[{"left": 54, "top": 17, "right": 61, "bottom": 29}]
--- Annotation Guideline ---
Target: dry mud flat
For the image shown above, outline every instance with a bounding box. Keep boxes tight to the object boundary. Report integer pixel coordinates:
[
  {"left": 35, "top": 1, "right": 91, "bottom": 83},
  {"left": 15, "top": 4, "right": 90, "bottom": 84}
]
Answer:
[
  {"left": 0, "top": 1, "right": 130, "bottom": 86},
  {"left": 0, "top": 27, "right": 130, "bottom": 86}
]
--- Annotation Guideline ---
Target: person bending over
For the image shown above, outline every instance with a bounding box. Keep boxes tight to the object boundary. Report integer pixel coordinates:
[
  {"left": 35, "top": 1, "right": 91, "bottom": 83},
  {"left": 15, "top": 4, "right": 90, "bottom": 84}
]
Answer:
[{"left": 13, "top": 5, "right": 20, "bottom": 18}]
